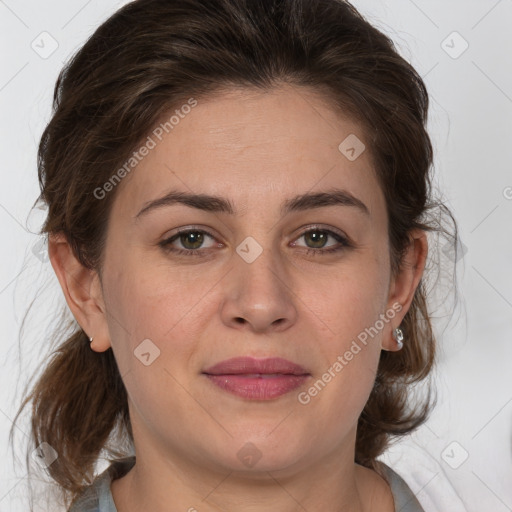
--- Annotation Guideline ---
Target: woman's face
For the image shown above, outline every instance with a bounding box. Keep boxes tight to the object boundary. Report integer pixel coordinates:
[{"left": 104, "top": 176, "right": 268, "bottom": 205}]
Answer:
[{"left": 91, "top": 85, "right": 411, "bottom": 474}]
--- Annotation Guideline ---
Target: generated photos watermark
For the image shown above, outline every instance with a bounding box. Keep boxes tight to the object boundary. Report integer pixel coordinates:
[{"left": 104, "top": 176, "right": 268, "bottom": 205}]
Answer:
[
  {"left": 94, "top": 98, "right": 198, "bottom": 200},
  {"left": 297, "top": 302, "right": 403, "bottom": 405}
]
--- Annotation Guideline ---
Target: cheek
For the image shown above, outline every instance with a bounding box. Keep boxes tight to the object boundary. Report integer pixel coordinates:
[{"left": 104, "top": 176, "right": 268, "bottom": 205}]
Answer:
[
  {"left": 296, "top": 258, "right": 388, "bottom": 422},
  {"left": 104, "top": 253, "right": 220, "bottom": 339},
  {"left": 298, "top": 317, "right": 382, "bottom": 446},
  {"left": 304, "top": 258, "right": 390, "bottom": 343},
  {"left": 100, "top": 262, "right": 221, "bottom": 433},
  {"left": 101, "top": 254, "right": 238, "bottom": 412}
]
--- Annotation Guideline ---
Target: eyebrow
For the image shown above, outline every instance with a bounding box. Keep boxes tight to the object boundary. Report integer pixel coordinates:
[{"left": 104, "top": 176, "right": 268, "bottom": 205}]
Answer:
[{"left": 134, "top": 188, "right": 369, "bottom": 220}]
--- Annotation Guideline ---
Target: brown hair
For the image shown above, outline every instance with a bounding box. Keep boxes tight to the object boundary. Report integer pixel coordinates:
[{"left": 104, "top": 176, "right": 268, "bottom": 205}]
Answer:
[{"left": 12, "top": 0, "right": 457, "bottom": 508}]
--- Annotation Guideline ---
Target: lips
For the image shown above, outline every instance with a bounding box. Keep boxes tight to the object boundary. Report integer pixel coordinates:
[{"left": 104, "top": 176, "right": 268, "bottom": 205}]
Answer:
[
  {"left": 203, "top": 356, "right": 309, "bottom": 376},
  {"left": 202, "top": 357, "right": 310, "bottom": 400}
]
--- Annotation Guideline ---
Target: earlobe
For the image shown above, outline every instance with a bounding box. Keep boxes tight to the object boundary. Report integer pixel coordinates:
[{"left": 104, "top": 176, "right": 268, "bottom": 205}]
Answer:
[
  {"left": 382, "top": 229, "right": 428, "bottom": 351},
  {"left": 48, "top": 233, "right": 112, "bottom": 352}
]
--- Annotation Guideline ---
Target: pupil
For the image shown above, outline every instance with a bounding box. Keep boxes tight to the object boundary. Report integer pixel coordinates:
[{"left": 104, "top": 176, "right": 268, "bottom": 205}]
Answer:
[
  {"left": 182, "top": 232, "right": 203, "bottom": 249},
  {"left": 306, "top": 231, "right": 326, "bottom": 248}
]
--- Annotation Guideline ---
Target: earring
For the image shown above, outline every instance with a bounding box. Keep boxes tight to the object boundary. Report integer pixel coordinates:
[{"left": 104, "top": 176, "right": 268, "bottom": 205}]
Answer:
[
  {"left": 392, "top": 327, "right": 404, "bottom": 350},
  {"left": 89, "top": 336, "right": 94, "bottom": 344}
]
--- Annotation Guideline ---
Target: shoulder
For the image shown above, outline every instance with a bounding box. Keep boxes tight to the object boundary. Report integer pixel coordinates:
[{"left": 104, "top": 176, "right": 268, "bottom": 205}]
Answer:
[
  {"left": 375, "top": 460, "right": 426, "bottom": 512},
  {"left": 378, "top": 439, "right": 469, "bottom": 512},
  {"left": 68, "top": 456, "right": 136, "bottom": 512}
]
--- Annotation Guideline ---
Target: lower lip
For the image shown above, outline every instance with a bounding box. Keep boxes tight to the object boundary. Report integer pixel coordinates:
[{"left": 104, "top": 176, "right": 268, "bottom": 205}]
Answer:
[{"left": 204, "top": 374, "right": 310, "bottom": 400}]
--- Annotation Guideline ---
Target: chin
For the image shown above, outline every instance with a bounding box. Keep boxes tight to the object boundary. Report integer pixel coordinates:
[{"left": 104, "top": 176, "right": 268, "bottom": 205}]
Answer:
[{"left": 220, "top": 433, "right": 309, "bottom": 475}]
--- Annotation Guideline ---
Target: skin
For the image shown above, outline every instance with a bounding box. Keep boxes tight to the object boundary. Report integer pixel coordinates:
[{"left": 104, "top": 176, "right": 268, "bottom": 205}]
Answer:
[{"left": 49, "top": 84, "right": 427, "bottom": 512}]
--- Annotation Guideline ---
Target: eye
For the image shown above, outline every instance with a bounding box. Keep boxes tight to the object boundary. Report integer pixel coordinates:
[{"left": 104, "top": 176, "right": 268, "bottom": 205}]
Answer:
[
  {"left": 291, "top": 226, "right": 350, "bottom": 255},
  {"left": 158, "top": 225, "right": 351, "bottom": 258},
  {"left": 159, "top": 228, "right": 220, "bottom": 257}
]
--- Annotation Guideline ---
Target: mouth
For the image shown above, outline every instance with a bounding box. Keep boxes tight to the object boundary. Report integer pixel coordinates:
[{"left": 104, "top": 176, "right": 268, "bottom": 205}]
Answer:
[{"left": 202, "top": 357, "right": 311, "bottom": 400}]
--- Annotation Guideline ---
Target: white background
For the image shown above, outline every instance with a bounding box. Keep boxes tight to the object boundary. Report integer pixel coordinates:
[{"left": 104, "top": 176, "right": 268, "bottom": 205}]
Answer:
[{"left": 1, "top": 0, "right": 511, "bottom": 511}]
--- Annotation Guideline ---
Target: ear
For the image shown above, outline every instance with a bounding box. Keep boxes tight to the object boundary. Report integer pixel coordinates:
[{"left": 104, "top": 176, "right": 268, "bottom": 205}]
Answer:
[
  {"left": 48, "top": 233, "right": 112, "bottom": 352},
  {"left": 382, "top": 229, "right": 428, "bottom": 351}
]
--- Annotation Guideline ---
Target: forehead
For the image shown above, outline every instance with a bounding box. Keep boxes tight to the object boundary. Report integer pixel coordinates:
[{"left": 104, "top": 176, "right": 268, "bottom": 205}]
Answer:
[{"left": 109, "top": 85, "right": 383, "bottom": 221}]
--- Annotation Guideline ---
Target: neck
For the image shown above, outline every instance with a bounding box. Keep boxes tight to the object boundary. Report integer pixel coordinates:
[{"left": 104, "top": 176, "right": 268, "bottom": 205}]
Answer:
[{"left": 110, "top": 434, "right": 394, "bottom": 512}]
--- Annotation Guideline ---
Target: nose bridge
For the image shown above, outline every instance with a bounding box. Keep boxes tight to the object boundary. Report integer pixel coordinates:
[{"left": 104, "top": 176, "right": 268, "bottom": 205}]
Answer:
[
  {"left": 235, "top": 234, "right": 287, "bottom": 300},
  {"left": 238, "top": 242, "right": 281, "bottom": 292},
  {"left": 220, "top": 234, "right": 297, "bottom": 332}
]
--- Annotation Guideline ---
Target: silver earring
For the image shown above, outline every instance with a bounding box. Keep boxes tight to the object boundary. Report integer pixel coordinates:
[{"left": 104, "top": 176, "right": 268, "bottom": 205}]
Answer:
[
  {"left": 392, "top": 327, "right": 404, "bottom": 350},
  {"left": 89, "top": 336, "right": 94, "bottom": 343}
]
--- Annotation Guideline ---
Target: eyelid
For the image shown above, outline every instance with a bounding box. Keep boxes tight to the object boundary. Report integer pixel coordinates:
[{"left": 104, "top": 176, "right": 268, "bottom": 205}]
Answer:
[
  {"left": 292, "top": 224, "right": 349, "bottom": 243},
  {"left": 168, "top": 225, "right": 220, "bottom": 242},
  {"left": 160, "top": 223, "right": 351, "bottom": 256},
  {"left": 158, "top": 226, "right": 220, "bottom": 251},
  {"left": 165, "top": 224, "right": 347, "bottom": 243}
]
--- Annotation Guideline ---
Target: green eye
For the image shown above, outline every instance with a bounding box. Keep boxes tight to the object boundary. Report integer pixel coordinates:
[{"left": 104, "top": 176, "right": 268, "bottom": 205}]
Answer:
[
  {"left": 159, "top": 228, "right": 217, "bottom": 257},
  {"left": 159, "top": 226, "right": 350, "bottom": 258},
  {"left": 293, "top": 228, "right": 350, "bottom": 256}
]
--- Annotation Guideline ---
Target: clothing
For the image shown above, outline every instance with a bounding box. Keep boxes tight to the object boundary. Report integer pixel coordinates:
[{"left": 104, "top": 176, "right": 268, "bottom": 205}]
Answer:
[
  {"left": 67, "top": 456, "right": 425, "bottom": 512},
  {"left": 376, "top": 461, "right": 426, "bottom": 512},
  {"left": 378, "top": 439, "right": 469, "bottom": 512}
]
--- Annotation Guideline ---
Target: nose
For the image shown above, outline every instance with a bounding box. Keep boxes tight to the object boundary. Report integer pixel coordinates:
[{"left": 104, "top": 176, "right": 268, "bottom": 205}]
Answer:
[{"left": 219, "top": 246, "right": 298, "bottom": 334}]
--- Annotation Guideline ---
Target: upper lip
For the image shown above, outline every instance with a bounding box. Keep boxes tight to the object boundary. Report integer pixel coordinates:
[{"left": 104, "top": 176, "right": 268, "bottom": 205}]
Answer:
[{"left": 203, "top": 357, "right": 309, "bottom": 375}]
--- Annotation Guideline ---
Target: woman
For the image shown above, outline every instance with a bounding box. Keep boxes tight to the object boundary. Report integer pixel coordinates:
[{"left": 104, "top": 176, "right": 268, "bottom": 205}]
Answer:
[{"left": 12, "top": 0, "right": 458, "bottom": 510}]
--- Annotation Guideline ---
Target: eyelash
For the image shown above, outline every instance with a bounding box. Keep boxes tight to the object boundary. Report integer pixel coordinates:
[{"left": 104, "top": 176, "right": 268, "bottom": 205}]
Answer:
[{"left": 158, "top": 226, "right": 351, "bottom": 258}]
